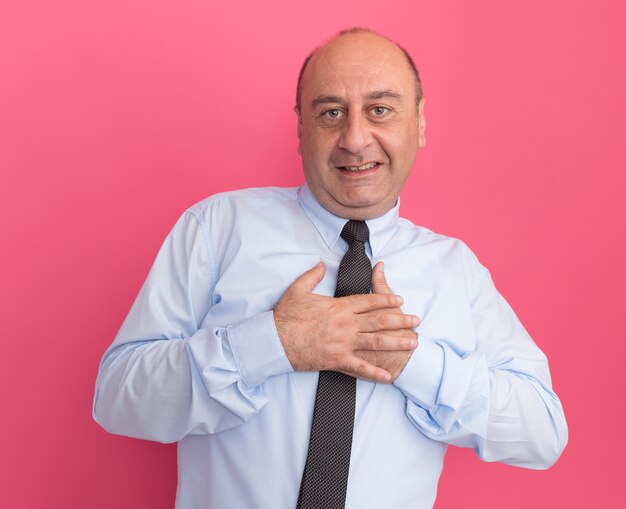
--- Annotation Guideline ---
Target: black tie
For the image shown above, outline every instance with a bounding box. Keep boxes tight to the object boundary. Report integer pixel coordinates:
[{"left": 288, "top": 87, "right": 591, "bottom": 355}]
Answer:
[{"left": 297, "top": 220, "right": 371, "bottom": 509}]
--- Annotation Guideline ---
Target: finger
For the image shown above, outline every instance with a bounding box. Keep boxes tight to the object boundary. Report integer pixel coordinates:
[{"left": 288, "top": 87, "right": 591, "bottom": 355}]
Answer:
[
  {"left": 356, "top": 331, "right": 418, "bottom": 351},
  {"left": 340, "top": 357, "right": 392, "bottom": 383},
  {"left": 370, "top": 263, "right": 403, "bottom": 315},
  {"left": 360, "top": 311, "right": 420, "bottom": 332},
  {"left": 287, "top": 262, "right": 326, "bottom": 294},
  {"left": 382, "top": 328, "right": 419, "bottom": 339},
  {"left": 371, "top": 261, "right": 393, "bottom": 295},
  {"left": 343, "top": 292, "right": 404, "bottom": 314}
]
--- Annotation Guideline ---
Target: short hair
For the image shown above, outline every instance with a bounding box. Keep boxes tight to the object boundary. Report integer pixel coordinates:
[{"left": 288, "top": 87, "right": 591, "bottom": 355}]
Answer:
[{"left": 295, "top": 27, "right": 423, "bottom": 112}]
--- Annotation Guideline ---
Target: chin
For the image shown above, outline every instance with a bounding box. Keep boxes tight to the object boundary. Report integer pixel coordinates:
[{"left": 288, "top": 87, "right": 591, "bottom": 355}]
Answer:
[
  {"left": 334, "top": 197, "right": 394, "bottom": 220},
  {"left": 343, "top": 191, "right": 391, "bottom": 209}
]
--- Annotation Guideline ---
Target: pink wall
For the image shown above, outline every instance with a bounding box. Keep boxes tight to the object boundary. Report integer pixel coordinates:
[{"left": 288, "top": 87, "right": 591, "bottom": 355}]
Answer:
[{"left": 1, "top": 1, "right": 624, "bottom": 507}]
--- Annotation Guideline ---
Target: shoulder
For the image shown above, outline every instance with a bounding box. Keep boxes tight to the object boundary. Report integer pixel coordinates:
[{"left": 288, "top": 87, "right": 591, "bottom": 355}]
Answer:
[
  {"left": 395, "top": 216, "right": 489, "bottom": 283},
  {"left": 395, "top": 216, "right": 466, "bottom": 251},
  {"left": 185, "top": 186, "right": 299, "bottom": 224}
]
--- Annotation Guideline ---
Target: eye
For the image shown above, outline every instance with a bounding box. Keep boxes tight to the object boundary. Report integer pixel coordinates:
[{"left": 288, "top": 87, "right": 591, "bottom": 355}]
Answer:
[
  {"left": 322, "top": 108, "right": 344, "bottom": 120},
  {"left": 371, "top": 106, "right": 390, "bottom": 116}
]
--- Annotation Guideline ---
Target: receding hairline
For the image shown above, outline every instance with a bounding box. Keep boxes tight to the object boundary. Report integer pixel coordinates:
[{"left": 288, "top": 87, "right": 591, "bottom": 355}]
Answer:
[{"left": 295, "top": 27, "right": 423, "bottom": 112}]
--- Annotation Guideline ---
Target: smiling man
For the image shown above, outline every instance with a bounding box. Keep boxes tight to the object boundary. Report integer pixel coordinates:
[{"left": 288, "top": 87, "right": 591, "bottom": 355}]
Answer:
[
  {"left": 296, "top": 32, "right": 424, "bottom": 221},
  {"left": 94, "top": 28, "right": 567, "bottom": 509}
]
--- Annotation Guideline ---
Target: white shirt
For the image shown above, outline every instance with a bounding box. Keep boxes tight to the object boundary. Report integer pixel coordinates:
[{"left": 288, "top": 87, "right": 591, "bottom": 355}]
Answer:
[{"left": 94, "top": 184, "right": 567, "bottom": 508}]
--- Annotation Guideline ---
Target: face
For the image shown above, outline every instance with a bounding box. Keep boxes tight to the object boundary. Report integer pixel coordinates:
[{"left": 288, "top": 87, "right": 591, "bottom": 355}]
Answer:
[{"left": 296, "top": 32, "right": 426, "bottom": 220}]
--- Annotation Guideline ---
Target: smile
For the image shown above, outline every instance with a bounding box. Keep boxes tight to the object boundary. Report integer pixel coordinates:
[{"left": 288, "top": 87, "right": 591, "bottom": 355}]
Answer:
[{"left": 337, "top": 162, "right": 381, "bottom": 172}]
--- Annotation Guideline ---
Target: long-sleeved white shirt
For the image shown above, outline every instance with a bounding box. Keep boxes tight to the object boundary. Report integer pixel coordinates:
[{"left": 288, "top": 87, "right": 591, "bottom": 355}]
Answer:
[{"left": 93, "top": 184, "right": 567, "bottom": 508}]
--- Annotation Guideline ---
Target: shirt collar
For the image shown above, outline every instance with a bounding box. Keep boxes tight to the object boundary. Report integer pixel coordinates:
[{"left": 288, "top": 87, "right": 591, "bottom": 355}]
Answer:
[{"left": 298, "top": 183, "right": 400, "bottom": 257}]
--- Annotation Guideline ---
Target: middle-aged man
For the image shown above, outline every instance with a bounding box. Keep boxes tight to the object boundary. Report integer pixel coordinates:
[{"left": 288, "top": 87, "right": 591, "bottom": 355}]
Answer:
[{"left": 94, "top": 28, "right": 568, "bottom": 509}]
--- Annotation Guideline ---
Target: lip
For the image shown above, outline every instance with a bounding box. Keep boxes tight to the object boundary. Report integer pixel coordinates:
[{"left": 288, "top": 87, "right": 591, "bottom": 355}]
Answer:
[{"left": 334, "top": 161, "right": 383, "bottom": 177}]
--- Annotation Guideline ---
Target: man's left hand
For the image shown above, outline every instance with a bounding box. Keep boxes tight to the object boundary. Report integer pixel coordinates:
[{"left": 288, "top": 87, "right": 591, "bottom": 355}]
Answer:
[{"left": 355, "top": 262, "right": 417, "bottom": 382}]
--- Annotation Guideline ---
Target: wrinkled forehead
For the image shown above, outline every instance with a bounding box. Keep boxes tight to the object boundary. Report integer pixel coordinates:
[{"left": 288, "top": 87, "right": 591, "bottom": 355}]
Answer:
[{"left": 301, "top": 34, "right": 415, "bottom": 105}]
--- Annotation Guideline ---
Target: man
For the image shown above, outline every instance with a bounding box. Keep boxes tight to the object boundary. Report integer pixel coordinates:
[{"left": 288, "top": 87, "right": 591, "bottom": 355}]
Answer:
[{"left": 94, "top": 28, "right": 567, "bottom": 508}]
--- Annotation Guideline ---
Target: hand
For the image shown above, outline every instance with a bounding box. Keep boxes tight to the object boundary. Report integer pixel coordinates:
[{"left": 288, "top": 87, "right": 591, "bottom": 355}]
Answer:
[
  {"left": 354, "top": 262, "right": 418, "bottom": 382},
  {"left": 273, "top": 262, "right": 420, "bottom": 383}
]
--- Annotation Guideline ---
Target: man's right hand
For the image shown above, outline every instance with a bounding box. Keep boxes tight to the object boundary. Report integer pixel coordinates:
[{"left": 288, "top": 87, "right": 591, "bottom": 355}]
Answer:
[{"left": 273, "top": 262, "right": 420, "bottom": 383}]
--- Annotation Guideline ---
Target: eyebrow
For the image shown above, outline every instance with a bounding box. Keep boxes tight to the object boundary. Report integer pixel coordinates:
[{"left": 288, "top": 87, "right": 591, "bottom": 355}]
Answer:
[
  {"left": 311, "top": 89, "right": 402, "bottom": 108},
  {"left": 367, "top": 89, "right": 402, "bottom": 100},
  {"left": 311, "top": 95, "right": 345, "bottom": 108}
]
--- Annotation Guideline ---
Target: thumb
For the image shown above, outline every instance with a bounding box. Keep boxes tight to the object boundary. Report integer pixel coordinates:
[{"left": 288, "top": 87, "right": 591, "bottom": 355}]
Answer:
[
  {"left": 288, "top": 262, "right": 326, "bottom": 294},
  {"left": 371, "top": 261, "right": 393, "bottom": 295}
]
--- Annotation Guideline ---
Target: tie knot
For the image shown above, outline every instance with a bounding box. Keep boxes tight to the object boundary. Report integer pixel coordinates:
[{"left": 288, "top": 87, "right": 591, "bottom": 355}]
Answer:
[{"left": 340, "top": 220, "right": 369, "bottom": 245}]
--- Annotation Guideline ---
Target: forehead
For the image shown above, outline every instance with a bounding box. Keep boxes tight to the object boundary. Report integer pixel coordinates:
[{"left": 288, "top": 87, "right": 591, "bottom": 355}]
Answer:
[{"left": 301, "top": 33, "right": 415, "bottom": 105}]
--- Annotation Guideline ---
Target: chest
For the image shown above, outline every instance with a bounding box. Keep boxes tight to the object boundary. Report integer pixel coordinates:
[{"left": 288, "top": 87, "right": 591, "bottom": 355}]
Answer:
[{"left": 201, "top": 226, "right": 477, "bottom": 354}]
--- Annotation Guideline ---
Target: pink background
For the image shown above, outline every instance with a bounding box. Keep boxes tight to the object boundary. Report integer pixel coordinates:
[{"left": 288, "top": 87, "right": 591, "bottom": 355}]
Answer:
[{"left": 1, "top": 1, "right": 624, "bottom": 507}]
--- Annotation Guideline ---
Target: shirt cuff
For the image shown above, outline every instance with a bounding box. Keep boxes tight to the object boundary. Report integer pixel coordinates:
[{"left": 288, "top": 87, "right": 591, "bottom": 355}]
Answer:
[
  {"left": 393, "top": 335, "right": 445, "bottom": 410},
  {"left": 227, "top": 310, "right": 294, "bottom": 387}
]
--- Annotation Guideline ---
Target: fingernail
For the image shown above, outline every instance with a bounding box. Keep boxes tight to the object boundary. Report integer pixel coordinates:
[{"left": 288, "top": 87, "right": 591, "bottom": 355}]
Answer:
[
  {"left": 395, "top": 295, "right": 404, "bottom": 305},
  {"left": 383, "top": 373, "right": 392, "bottom": 382}
]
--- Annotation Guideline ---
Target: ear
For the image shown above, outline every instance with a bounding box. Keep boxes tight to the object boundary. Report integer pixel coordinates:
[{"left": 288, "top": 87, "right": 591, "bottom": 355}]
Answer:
[
  {"left": 416, "top": 98, "right": 426, "bottom": 148},
  {"left": 294, "top": 105, "right": 302, "bottom": 155}
]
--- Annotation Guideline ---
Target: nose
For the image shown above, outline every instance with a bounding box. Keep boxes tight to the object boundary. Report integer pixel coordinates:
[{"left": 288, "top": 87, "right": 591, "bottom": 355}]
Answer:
[{"left": 338, "top": 112, "right": 372, "bottom": 154}]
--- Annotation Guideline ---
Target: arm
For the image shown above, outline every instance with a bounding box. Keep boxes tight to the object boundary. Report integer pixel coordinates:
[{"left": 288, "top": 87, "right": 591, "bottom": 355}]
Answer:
[
  {"left": 94, "top": 212, "right": 418, "bottom": 443},
  {"left": 393, "top": 252, "right": 568, "bottom": 469},
  {"left": 93, "top": 211, "right": 293, "bottom": 443}
]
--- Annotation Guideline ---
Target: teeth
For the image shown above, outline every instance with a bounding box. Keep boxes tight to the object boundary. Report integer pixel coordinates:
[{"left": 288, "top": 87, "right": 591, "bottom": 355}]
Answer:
[{"left": 344, "top": 162, "right": 378, "bottom": 171}]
